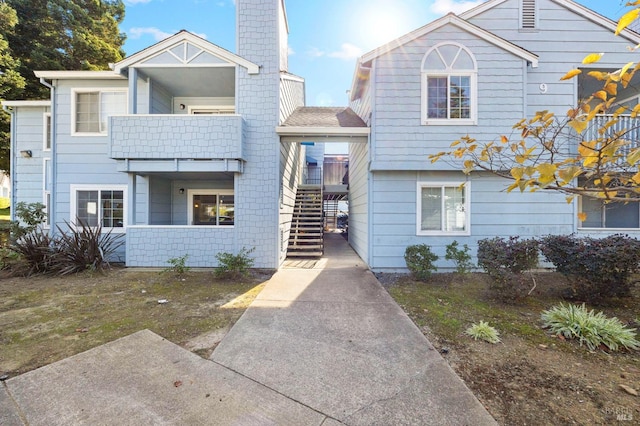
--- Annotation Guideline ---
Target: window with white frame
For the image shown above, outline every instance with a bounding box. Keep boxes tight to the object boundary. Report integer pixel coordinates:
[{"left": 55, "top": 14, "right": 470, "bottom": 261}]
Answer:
[
  {"left": 579, "top": 196, "right": 640, "bottom": 229},
  {"left": 43, "top": 113, "right": 51, "bottom": 150},
  {"left": 187, "top": 189, "right": 234, "bottom": 226},
  {"left": 417, "top": 182, "right": 470, "bottom": 235},
  {"left": 70, "top": 185, "right": 126, "bottom": 231},
  {"left": 73, "top": 89, "right": 127, "bottom": 134},
  {"left": 421, "top": 43, "right": 477, "bottom": 125}
]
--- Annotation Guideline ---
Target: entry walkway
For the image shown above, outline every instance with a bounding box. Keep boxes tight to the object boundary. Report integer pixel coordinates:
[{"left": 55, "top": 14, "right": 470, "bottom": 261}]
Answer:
[{"left": 1, "top": 233, "right": 496, "bottom": 425}]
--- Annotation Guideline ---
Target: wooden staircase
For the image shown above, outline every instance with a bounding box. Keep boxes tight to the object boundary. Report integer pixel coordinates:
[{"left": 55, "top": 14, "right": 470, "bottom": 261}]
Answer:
[{"left": 287, "top": 185, "right": 323, "bottom": 257}]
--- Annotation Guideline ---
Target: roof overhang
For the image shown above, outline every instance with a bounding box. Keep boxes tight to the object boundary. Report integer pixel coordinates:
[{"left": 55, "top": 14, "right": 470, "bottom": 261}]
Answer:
[
  {"left": 2, "top": 100, "right": 51, "bottom": 107},
  {"left": 277, "top": 126, "right": 369, "bottom": 144},
  {"left": 34, "top": 71, "right": 124, "bottom": 80}
]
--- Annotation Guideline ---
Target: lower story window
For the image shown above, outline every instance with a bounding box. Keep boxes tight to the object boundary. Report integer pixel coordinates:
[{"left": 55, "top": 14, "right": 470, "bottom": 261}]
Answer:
[
  {"left": 189, "top": 190, "right": 234, "bottom": 226},
  {"left": 70, "top": 185, "right": 126, "bottom": 230},
  {"left": 579, "top": 196, "right": 639, "bottom": 228},
  {"left": 417, "top": 182, "right": 470, "bottom": 235}
]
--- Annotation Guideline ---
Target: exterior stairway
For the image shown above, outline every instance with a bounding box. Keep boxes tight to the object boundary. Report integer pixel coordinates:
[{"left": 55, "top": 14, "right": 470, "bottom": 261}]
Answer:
[{"left": 287, "top": 185, "right": 324, "bottom": 257}]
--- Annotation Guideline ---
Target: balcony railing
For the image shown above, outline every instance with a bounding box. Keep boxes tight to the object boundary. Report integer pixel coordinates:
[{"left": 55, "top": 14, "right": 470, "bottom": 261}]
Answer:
[
  {"left": 109, "top": 114, "right": 245, "bottom": 160},
  {"left": 586, "top": 114, "right": 640, "bottom": 152}
]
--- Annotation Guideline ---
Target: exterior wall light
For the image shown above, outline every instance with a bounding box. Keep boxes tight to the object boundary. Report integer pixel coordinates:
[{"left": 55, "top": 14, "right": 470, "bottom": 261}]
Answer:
[{"left": 20, "top": 150, "right": 32, "bottom": 158}]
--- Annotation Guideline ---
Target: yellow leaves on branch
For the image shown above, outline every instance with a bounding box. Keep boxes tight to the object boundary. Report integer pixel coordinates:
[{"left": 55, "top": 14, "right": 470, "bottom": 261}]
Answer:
[
  {"left": 582, "top": 53, "right": 603, "bottom": 64},
  {"left": 560, "top": 69, "right": 581, "bottom": 80},
  {"left": 616, "top": 8, "right": 640, "bottom": 35}
]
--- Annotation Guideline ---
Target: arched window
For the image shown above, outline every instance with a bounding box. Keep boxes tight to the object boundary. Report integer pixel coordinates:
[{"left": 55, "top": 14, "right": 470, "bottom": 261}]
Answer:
[{"left": 421, "top": 42, "right": 477, "bottom": 125}]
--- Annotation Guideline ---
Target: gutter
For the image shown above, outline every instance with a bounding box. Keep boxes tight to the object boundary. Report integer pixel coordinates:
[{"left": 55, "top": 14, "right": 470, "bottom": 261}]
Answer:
[{"left": 39, "top": 77, "right": 56, "bottom": 237}]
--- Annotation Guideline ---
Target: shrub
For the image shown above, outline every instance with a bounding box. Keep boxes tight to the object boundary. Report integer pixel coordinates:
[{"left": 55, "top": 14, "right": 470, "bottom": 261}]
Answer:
[
  {"left": 215, "top": 247, "right": 255, "bottom": 279},
  {"left": 165, "top": 254, "right": 190, "bottom": 276},
  {"left": 50, "top": 221, "right": 124, "bottom": 275},
  {"left": 404, "top": 244, "right": 439, "bottom": 282},
  {"left": 541, "top": 303, "right": 640, "bottom": 352},
  {"left": 10, "top": 202, "right": 46, "bottom": 242},
  {"left": 0, "top": 247, "right": 21, "bottom": 271},
  {"left": 11, "top": 228, "right": 54, "bottom": 275},
  {"left": 539, "top": 234, "right": 640, "bottom": 302},
  {"left": 465, "top": 321, "right": 501, "bottom": 344},
  {"left": 477, "top": 236, "right": 539, "bottom": 301},
  {"left": 445, "top": 240, "right": 473, "bottom": 274}
]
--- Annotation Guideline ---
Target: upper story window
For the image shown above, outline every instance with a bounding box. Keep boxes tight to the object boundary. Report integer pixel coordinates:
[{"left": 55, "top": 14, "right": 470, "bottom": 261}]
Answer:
[
  {"left": 73, "top": 89, "right": 127, "bottom": 135},
  {"left": 421, "top": 42, "right": 477, "bottom": 125},
  {"left": 417, "top": 182, "right": 470, "bottom": 236}
]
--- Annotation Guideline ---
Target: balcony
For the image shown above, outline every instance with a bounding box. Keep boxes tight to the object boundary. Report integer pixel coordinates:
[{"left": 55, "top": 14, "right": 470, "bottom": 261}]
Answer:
[
  {"left": 585, "top": 114, "right": 640, "bottom": 155},
  {"left": 109, "top": 114, "right": 245, "bottom": 161}
]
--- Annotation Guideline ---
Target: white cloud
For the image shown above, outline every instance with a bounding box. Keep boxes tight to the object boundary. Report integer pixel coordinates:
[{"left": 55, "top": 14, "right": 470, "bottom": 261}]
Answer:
[
  {"left": 430, "top": 0, "right": 484, "bottom": 15},
  {"left": 288, "top": 46, "right": 295, "bottom": 56},
  {"left": 306, "top": 47, "right": 325, "bottom": 58},
  {"left": 128, "top": 27, "right": 173, "bottom": 41},
  {"left": 327, "top": 43, "right": 363, "bottom": 60}
]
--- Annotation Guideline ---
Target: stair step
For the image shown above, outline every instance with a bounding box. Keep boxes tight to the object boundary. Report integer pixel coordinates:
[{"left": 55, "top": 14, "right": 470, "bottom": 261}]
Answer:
[{"left": 286, "top": 252, "right": 323, "bottom": 257}]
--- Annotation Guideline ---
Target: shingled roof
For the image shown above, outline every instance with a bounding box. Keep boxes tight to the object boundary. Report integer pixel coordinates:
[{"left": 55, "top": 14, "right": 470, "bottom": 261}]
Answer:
[{"left": 281, "top": 107, "right": 367, "bottom": 128}]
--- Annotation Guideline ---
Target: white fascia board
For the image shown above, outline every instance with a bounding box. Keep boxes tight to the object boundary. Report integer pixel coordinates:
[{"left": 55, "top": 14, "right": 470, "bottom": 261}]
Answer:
[
  {"left": 113, "top": 31, "right": 260, "bottom": 75},
  {"left": 280, "top": 72, "right": 305, "bottom": 83},
  {"left": 2, "top": 100, "right": 51, "bottom": 107},
  {"left": 276, "top": 126, "right": 370, "bottom": 136},
  {"left": 360, "top": 14, "right": 538, "bottom": 68},
  {"left": 34, "top": 70, "right": 124, "bottom": 80},
  {"left": 459, "top": 0, "right": 508, "bottom": 19}
]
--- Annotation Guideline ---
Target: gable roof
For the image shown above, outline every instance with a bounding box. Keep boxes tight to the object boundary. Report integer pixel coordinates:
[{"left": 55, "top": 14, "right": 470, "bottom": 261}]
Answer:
[
  {"left": 359, "top": 13, "right": 538, "bottom": 67},
  {"left": 113, "top": 30, "right": 259, "bottom": 75},
  {"left": 460, "top": 0, "right": 640, "bottom": 44}
]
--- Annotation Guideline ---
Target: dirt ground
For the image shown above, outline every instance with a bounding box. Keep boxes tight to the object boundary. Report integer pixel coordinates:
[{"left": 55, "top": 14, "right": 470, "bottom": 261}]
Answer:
[
  {"left": 0, "top": 268, "right": 270, "bottom": 377},
  {"left": 382, "top": 272, "right": 640, "bottom": 425}
]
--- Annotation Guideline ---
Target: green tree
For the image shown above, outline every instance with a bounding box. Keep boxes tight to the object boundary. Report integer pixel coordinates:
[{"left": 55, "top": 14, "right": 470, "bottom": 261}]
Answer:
[
  {"left": 0, "top": 0, "right": 125, "bottom": 172},
  {"left": 0, "top": 1, "right": 26, "bottom": 172},
  {"left": 430, "top": 3, "right": 640, "bottom": 205}
]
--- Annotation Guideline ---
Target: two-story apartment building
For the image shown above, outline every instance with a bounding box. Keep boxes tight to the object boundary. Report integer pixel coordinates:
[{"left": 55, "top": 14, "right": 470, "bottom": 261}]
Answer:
[{"left": 6, "top": 0, "right": 640, "bottom": 271}]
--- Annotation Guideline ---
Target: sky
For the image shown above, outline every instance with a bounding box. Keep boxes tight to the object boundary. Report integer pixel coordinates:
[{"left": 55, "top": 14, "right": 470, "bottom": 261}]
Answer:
[{"left": 120, "top": 0, "right": 626, "bottom": 108}]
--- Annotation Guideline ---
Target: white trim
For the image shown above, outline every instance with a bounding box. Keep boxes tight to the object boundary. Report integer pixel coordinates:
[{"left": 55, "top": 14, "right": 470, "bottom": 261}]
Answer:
[
  {"left": 71, "top": 88, "right": 128, "bottom": 136},
  {"left": 113, "top": 32, "right": 260, "bottom": 75},
  {"left": 43, "top": 113, "right": 51, "bottom": 151},
  {"left": 69, "top": 184, "right": 127, "bottom": 233},
  {"left": 360, "top": 14, "right": 538, "bottom": 68},
  {"left": 1, "top": 100, "right": 51, "bottom": 107},
  {"left": 280, "top": 73, "right": 305, "bottom": 83},
  {"left": 34, "top": 70, "right": 124, "bottom": 80},
  {"left": 187, "top": 105, "right": 235, "bottom": 114},
  {"left": 416, "top": 181, "right": 471, "bottom": 236},
  {"left": 276, "top": 126, "right": 370, "bottom": 135},
  {"left": 42, "top": 158, "right": 51, "bottom": 228},
  {"left": 186, "top": 189, "right": 235, "bottom": 227}
]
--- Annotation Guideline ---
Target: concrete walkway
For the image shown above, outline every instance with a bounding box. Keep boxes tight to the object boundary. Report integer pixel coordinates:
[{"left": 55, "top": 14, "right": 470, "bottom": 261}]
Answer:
[{"left": 2, "top": 233, "right": 496, "bottom": 425}]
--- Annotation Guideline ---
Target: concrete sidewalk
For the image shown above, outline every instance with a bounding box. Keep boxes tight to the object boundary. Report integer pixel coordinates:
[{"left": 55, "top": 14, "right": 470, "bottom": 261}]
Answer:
[{"left": 2, "top": 233, "right": 496, "bottom": 425}]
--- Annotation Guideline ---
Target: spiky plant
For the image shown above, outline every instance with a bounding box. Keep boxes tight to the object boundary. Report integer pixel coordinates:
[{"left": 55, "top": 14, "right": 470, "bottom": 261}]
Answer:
[
  {"left": 465, "top": 321, "right": 501, "bottom": 344},
  {"left": 541, "top": 303, "right": 640, "bottom": 352}
]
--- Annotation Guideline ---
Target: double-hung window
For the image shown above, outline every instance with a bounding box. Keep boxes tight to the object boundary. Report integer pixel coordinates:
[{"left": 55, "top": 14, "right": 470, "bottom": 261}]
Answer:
[
  {"left": 73, "top": 89, "right": 127, "bottom": 134},
  {"left": 421, "top": 43, "right": 477, "bottom": 125},
  {"left": 70, "top": 185, "right": 126, "bottom": 231},
  {"left": 417, "top": 182, "right": 470, "bottom": 235}
]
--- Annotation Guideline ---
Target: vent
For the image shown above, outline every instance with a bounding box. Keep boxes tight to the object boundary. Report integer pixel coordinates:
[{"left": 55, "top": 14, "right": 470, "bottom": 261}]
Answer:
[{"left": 522, "top": 0, "right": 536, "bottom": 29}]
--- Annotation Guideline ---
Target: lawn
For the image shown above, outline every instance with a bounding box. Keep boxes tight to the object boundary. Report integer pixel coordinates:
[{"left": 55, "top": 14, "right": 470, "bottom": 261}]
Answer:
[
  {"left": 383, "top": 272, "right": 640, "bottom": 425},
  {"left": 0, "top": 207, "right": 9, "bottom": 223},
  {"left": 0, "top": 268, "right": 269, "bottom": 376}
]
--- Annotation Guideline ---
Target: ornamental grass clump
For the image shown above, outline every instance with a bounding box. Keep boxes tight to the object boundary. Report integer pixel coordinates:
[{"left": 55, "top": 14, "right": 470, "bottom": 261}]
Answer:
[
  {"left": 465, "top": 321, "right": 501, "bottom": 344},
  {"left": 541, "top": 303, "right": 640, "bottom": 352}
]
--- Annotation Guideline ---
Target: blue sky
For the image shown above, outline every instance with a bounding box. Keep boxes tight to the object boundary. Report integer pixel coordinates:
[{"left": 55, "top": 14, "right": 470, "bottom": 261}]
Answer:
[{"left": 121, "top": 0, "right": 625, "bottom": 107}]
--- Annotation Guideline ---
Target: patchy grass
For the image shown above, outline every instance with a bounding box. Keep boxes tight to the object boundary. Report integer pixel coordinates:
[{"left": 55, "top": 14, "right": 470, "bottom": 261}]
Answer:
[
  {"left": 0, "top": 207, "right": 9, "bottom": 223},
  {"left": 384, "top": 272, "right": 640, "bottom": 425},
  {"left": 0, "top": 268, "right": 269, "bottom": 376}
]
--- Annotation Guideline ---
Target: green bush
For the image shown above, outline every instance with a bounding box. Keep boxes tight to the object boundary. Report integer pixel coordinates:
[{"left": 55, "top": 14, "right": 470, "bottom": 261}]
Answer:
[
  {"left": 0, "top": 247, "right": 21, "bottom": 271},
  {"left": 164, "top": 254, "right": 190, "bottom": 276},
  {"left": 215, "top": 247, "right": 255, "bottom": 279},
  {"left": 465, "top": 321, "right": 501, "bottom": 344},
  {"left": 404, "top": 244, "right": 438, "bottom": 282},
  {"left": 445, "top": 240, "right": 473, "bottom": 274},
  {"left": 10, "top": 202, "right": 46, "bottom": 242},
  {"left": 541, "top": 303, "right": 640, "bottom": 352},
  {"left": 477, "top": 236, "right": 538, "bottom": 301},
  {"left": 539, "top": 234, "right": 640, "bottom": 302}
]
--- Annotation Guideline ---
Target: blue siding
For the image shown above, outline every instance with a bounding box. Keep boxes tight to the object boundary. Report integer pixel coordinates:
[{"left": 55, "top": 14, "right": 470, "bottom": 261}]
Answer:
[{"left": 348, "top": 142, "right": 369, "bottom": 264}]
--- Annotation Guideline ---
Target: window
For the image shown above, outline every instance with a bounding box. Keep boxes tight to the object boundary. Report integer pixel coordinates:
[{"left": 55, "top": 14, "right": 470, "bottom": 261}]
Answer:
[
  {"left": 579, "top": 197, "right": 639, "bottom": 229},
  {"left": 417, "top": 182, "right": 470, "bottom": 235},
  {"left": 73, "top": 89, "right": 127, "bottom": 134},
  {"left": 43, "top": 113, "right": 51, "bottom": 151},
  {"left": 70, "top": 185, "right": 126, "bottom": 231},
  {"left": 188, "top": 190, "right": 234, "bottom": 226},
  {"left": 421, "top": 43, "right": 477, "bottom": 125}
]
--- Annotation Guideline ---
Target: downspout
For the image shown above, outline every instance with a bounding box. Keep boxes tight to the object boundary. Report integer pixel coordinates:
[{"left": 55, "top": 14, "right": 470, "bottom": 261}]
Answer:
[
  {"left": 3, "top": 105, "right": 16, "bottom": 221},
  {"left": 40, "top": 77, "right": 56, "bottom": 238}
]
